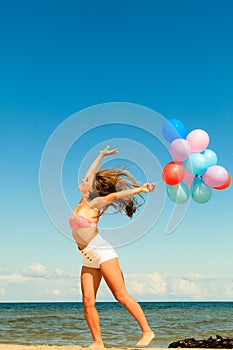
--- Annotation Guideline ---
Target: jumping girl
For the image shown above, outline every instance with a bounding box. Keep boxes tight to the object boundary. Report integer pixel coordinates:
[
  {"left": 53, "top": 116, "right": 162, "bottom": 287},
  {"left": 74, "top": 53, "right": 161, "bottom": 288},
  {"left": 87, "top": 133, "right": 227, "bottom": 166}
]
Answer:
[{"left": 69, "top": 146, "right": 155, "bottom": 348}]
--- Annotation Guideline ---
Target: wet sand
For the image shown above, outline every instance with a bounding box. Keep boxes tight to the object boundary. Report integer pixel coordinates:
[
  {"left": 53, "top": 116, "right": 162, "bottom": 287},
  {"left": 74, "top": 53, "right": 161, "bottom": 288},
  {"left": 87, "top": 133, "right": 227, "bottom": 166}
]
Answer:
[{"left": 0, "top": 345, "right": 221, "bottom": 350}]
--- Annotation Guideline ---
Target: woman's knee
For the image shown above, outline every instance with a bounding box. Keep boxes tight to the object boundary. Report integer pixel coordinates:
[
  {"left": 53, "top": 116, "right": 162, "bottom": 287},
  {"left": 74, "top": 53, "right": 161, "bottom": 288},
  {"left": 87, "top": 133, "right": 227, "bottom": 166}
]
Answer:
[
  {"left": 113, "top": 290, "right": 129, "bottom": 305},
  {"left": 82, "top": 295, "right": 96, "bottom": 309}
]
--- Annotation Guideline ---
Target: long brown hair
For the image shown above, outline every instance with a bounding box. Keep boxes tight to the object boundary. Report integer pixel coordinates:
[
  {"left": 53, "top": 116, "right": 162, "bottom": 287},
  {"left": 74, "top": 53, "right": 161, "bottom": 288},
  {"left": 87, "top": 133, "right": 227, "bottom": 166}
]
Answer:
[{"left": 89, "top": 168, "right": 144, "bottom": 218}]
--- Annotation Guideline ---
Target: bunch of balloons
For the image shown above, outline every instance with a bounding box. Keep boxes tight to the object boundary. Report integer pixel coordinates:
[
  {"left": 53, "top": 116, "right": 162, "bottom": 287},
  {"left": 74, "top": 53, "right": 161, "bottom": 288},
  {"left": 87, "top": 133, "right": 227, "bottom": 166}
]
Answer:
[{"left": 162, "top": 118, "right": 231, "bottom": 204}]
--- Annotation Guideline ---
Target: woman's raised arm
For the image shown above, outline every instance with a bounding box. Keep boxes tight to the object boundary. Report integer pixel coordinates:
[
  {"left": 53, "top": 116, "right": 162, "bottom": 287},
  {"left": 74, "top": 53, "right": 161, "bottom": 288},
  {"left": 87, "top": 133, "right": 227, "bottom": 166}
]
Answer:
[
  {"left": 85, "top": 146, "right": 118, "bottom": 183},
  {"left": 90, "top": 183, "right": 156, "bottom": 210}
]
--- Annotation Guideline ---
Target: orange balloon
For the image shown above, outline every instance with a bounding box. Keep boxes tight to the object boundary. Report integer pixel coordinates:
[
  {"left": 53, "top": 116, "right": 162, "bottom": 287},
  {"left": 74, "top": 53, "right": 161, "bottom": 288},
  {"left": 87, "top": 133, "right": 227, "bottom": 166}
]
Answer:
[
  {"left": 162, "top": 161, "right": 185, "bottom": 185},
  {"left": 213, "top": 173, "right": 231, "bottom": 190}
]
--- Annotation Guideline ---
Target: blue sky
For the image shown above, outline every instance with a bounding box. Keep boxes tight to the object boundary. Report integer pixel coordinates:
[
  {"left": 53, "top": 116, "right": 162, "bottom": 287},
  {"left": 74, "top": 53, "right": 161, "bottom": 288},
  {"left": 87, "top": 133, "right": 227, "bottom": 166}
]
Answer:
[{"left": 0, "top": 0, "right": 233, "bottom": 301}]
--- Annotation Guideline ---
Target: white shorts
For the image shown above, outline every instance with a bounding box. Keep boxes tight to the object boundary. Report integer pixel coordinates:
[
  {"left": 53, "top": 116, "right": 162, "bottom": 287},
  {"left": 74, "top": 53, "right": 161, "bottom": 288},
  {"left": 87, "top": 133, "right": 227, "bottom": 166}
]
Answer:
[{"left": 79, "top": 234, "right": 118, "bottom": 269}]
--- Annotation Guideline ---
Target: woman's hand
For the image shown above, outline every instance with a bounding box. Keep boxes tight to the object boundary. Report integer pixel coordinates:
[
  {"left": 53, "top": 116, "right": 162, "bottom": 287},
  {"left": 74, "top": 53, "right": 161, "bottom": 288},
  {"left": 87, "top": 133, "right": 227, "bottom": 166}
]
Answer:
[
  {"left": 140, "top": 183, "right": 156, "bottom": 193},
  {"left": 100, "top": 146, "right": 118, "bottom": 157}
]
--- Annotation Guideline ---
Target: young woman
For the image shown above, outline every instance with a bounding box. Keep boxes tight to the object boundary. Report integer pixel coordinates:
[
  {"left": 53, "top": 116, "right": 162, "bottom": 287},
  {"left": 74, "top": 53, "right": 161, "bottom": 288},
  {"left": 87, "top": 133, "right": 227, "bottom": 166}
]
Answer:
[{"left": 69, "top": 146, "right": 155, "bottom": 348}]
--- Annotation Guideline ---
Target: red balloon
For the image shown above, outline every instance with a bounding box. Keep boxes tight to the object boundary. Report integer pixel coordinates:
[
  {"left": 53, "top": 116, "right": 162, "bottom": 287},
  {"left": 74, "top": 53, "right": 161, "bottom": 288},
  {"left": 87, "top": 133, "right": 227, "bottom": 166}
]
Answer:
[
  {"left": 162, "top": 162, "right": 185, "bottom": 185},
  {"left": 213, "top": 173, "right": 231, "bottom": 190}
]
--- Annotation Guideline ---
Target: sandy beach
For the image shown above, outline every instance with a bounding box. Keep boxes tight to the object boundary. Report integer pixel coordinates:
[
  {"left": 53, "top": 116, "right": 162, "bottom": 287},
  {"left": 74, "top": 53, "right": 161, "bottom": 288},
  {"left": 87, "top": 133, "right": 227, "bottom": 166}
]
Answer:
[
  {"left": 0, "top": 348, "right": 166, "bottom": 350},
  {"left": 0, "top": 347, "right": 219, "bottom": 350},
  {"left": 0, "top": 347, "right": 187, "bottom": 350}
]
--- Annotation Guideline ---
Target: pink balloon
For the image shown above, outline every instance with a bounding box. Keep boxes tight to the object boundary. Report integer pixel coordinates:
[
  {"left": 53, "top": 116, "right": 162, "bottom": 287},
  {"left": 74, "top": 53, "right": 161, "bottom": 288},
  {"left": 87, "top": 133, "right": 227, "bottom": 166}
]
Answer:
[
  {"left": 202, "top": 165, "right": 228, "bottom": 188},
  {"left": 186, "top": 129, "right": 210, "bottom": 153},
  {"left": 170, "top": 138, "right": 191, "bottom": 162},
  {"left": 183, "top": 170, "right": 196, "bottom": 187}
]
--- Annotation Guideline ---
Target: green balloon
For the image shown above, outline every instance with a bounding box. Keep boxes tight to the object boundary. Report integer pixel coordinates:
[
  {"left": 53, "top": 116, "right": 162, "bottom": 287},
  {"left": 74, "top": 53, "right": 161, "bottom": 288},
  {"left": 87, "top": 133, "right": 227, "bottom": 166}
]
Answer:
[
  {"left": 166, "top": 182, "right": 190, "bottom": 204},
  {"left": 191, "top": 177, "right": 212, "bottom": 204}
]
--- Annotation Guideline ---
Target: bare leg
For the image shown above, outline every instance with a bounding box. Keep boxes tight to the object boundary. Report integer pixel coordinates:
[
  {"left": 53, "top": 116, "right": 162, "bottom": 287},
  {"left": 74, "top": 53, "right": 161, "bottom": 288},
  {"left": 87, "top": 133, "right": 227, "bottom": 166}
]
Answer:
[
  {"left": 81, "top": 266, "right": 104, "bottom": 348},
  {"left": 100, "top": 258, "right": 154, "bottom": 347}
]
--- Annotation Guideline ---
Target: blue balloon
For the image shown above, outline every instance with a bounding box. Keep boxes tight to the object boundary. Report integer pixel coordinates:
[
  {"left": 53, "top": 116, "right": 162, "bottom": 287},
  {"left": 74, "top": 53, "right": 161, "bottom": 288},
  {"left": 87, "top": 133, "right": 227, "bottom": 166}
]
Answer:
[
  {"left": 203, "top": 149, "right": 218, "bottom": 167},
  {"left": 162, "top": 118, "right": 187, "bottom": 143},
  {"left": 166, "top": 182, "right": 190, "bottom": 204},
  {"left": 183, "top": 153, "right": 208, "bottom": 175},
  {"left": 191, "top": 177, "right": 212, "bottom": 204}
]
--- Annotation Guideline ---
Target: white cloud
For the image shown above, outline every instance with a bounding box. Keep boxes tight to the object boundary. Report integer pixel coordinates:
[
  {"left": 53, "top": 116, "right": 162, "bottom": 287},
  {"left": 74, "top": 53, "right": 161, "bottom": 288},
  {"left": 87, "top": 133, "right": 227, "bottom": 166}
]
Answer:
[
  {"left": 147, "top": 272, "right": 167, "bottom": 294},
  {"left": 69, "top": 287, "right": 80, "bottom": 295},
  {"left": 0, "top": 273, "right": 29, "bottom": 284},
  {"left": 126, "top": 272, "right": 166, "bottom": 296},
  {"left": 179, "top": 273, "right": 203, "bottom": 281},
  {"left": 225, "top": 285, "right": 233, "bottom": 298},
  {"left": 167, "top": 273, "right": 204, "bottom": 299},
  {"left": 37, "top": 284, "right": 80, "bottom": 298},
  {"left": 0, "top": 262, "right": 81, "bottom": 301},
  {"left": 1, "top": 262, "right": 232, "bottom": 301},
  {"left": 52, "top": 289, "right": 62, "bottom": 296},
  {"left": 54, "top": 267, "right": 66, "bottom": 278},
  {"left": 53, "top": 267, "right": 77, "bottom": 279},
  {"left": 21, "top": 262, "right": 48, "bottom": 278},
  {"left": 38, "top": 288, "right": 49, "bottom": 296},
  {"left": 128, "top": 280, "right": 145, "bottom": 295},
  {"left": 124, "top": 272, "right": 233, "bottom": 301},
  {"left": 173, "top": 279, "right": 202, "bottom": 299},
  {"left": 166, "top": 273, "right": 233, "bottom": 300}
]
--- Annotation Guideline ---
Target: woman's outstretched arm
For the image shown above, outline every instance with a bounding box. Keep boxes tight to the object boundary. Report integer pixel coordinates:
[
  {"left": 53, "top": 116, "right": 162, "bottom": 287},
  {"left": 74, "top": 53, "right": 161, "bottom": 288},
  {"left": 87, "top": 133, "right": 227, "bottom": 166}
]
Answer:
[
  {"left": 85, "top": 146, "right": 118, "bottom": 183},
  {"left": 90, "top": 183, "right": 156, "bottom": 209}
]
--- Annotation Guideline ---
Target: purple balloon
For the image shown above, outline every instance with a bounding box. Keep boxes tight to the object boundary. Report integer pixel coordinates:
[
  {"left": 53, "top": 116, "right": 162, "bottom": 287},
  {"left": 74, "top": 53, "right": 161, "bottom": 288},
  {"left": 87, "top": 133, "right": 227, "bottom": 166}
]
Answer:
[
  {"left": 170, "top": 138, "right": 191, "bottom": 162},
  {"left": 202, "top": 165, "right": 228, "bottom": 188}
]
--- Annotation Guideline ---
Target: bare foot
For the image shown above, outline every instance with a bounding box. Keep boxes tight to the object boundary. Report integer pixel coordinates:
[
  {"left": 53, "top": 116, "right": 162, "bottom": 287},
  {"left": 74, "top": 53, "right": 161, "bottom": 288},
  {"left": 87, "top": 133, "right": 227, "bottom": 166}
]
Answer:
[
  {"left": 136, "top": 331, "right": 155, "bottom": 347},
  {"left": 85, "top": 341, "right": 104, "bottom": 349}
]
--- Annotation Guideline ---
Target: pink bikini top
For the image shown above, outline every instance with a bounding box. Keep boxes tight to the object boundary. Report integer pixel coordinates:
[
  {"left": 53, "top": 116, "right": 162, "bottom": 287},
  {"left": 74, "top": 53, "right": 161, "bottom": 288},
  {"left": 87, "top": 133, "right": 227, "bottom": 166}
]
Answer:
[{"left": 69, "top": 214, "right": 98, "bottom": 246}]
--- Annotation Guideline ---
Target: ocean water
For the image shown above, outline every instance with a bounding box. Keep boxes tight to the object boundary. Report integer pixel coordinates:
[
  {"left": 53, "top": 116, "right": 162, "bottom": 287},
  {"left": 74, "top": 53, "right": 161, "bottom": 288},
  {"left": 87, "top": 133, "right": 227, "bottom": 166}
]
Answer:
[{"left": 0, "top": 302, "right": 232, "bottom": 348}]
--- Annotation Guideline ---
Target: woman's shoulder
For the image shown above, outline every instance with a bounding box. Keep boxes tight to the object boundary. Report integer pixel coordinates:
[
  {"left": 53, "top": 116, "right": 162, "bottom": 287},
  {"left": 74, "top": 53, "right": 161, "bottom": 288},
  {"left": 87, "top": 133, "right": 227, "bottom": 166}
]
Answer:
[
  {"left": 89, "top": 197, "right": 111, "bottom": 210},
  {"left": 76, "top": 198, "right": 101, "bottom": 213}
]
